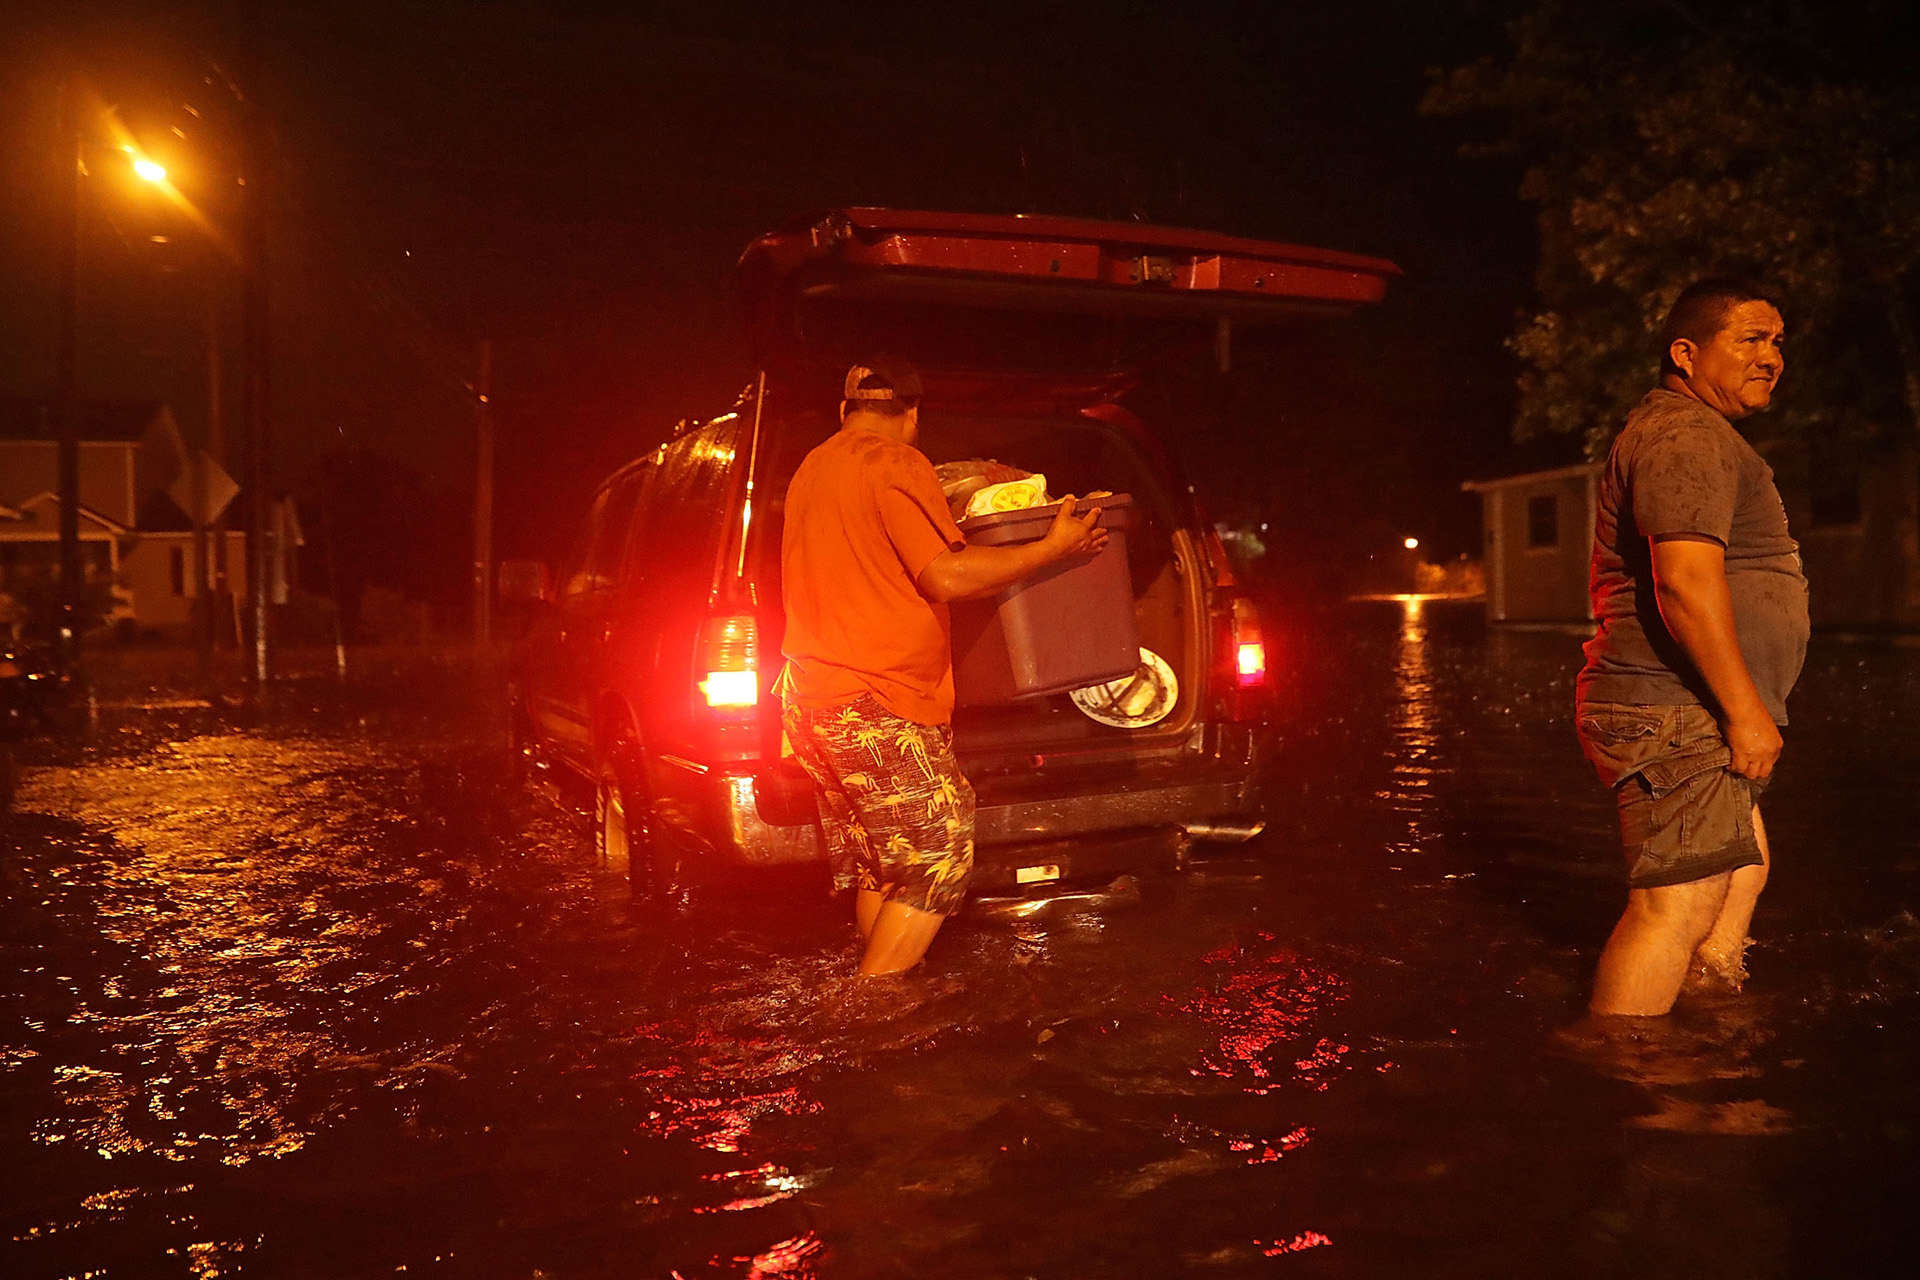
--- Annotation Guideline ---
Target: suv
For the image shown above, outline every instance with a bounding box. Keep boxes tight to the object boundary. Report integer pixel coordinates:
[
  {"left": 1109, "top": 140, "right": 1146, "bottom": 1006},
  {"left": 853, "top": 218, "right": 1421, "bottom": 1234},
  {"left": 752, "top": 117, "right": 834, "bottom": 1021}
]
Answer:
[{"left": 507, "top": 208, "right": 1396, "bottom": 901}]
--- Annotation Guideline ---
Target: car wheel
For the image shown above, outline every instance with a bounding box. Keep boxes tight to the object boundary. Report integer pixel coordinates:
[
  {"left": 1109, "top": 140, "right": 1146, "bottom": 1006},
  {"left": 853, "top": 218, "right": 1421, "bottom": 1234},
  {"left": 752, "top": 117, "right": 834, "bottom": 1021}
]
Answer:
[{"left": 594, "top": 744, "right": 684, "bottom": 909}]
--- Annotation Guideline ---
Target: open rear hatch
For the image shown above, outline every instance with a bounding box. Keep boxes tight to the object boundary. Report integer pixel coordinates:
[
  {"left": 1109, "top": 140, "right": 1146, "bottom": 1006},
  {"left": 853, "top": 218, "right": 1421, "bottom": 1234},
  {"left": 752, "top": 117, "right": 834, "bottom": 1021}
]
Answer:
[{"left": 738, "top": 209, "right": 1398, "bottom": 777}]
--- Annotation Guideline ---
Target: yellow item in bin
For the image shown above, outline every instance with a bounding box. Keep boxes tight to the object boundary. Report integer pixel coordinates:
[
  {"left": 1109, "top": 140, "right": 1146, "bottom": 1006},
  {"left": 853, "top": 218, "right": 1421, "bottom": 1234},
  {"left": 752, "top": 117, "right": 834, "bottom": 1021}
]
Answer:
[{"left": 963, "top": 474, "right": 1049, "bottom": 520}]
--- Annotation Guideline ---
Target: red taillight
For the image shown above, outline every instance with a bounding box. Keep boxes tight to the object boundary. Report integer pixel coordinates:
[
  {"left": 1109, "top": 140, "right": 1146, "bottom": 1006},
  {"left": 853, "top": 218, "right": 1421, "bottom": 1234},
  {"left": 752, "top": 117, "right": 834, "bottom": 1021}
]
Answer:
[
  {"left": 1218, "top": 595, "right": 1272, "bottom": 720},
  {"left": 1236, "top": 639, "right": 1266, "bottom": 683},
  {"left": 1231, "top": 598, "right": 1266, "bottom": 685},
  {"left": 698, "top": 615, "right": 759, "bottom": 709}
]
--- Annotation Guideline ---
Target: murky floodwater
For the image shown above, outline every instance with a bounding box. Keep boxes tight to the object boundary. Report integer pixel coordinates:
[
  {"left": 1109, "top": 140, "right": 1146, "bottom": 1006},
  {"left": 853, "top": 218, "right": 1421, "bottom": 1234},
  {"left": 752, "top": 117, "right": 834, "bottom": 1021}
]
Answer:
[{"left": 4, "top": 608, "right": 1918, "bottom": 1279}]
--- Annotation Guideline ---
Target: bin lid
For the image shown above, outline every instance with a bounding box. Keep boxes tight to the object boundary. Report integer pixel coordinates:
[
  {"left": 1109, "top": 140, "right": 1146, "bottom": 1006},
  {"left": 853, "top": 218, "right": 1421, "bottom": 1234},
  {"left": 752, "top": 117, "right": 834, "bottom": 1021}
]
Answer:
[{"left": 957, "top": 493, "right": 1134, "bottom": 538}]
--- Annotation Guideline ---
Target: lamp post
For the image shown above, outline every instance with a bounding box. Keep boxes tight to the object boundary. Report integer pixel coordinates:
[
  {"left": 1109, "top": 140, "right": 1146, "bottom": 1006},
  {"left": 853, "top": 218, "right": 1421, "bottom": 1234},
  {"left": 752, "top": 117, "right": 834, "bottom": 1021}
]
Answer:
[
  {"left": 53, "top": 73, "right": 171, "bottom": 673},
  {"left": 54, "top": 74, "right": 84, "bottom": 672}
]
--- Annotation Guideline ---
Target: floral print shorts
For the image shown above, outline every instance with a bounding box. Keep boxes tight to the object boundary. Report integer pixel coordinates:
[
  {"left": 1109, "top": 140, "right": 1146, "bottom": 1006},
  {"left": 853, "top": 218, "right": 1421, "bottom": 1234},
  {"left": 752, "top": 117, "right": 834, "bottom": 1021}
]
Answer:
[{"left": 781, "top": 693, "right": 976, "bottom": 916}]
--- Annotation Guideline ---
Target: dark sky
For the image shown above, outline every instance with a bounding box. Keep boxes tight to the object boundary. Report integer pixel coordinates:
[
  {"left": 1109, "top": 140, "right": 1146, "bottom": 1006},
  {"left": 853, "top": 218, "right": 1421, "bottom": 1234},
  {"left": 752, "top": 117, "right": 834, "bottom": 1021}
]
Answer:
[{"left": 1, "top": 0, "right": 1539, "bottom": 577}]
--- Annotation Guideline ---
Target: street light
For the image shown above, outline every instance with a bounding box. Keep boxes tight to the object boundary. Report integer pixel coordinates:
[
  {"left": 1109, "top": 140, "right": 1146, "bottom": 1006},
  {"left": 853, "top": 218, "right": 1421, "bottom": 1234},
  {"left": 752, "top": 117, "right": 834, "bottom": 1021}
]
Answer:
[
  {"left": 54, "top": 78, "right": 221, "bottom": 678},
  {"left": 1403, "top": 536, "right": 1420, "bottom": 551}
]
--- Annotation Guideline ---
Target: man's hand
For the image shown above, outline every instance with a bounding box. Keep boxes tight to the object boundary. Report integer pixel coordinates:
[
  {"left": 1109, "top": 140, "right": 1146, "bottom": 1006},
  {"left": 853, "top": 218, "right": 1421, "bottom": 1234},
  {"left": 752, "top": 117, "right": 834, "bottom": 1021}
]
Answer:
[
  {"left": 1040, "top": 496, "right": 1108, "bottom": 561},
  {"left": 916, "top": 497, "right": 1111, "bottom": 603},
  {"left": 1724, "top": 709, "right": 1783, "bottom": 781}
]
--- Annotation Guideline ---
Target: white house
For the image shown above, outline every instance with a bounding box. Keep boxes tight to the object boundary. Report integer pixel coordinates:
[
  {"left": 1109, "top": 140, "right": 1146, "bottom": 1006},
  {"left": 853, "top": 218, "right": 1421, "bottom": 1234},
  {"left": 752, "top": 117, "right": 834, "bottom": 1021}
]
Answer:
[{"left": 0, "top": 399, "right": 292, "bottom": 640}]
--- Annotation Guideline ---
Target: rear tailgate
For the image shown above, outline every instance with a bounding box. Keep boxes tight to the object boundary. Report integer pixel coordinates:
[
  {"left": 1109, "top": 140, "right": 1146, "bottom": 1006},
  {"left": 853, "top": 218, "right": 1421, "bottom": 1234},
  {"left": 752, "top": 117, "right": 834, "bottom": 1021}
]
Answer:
[{"left": 740, "top": 208, "right": 1400, "bottom": 344}]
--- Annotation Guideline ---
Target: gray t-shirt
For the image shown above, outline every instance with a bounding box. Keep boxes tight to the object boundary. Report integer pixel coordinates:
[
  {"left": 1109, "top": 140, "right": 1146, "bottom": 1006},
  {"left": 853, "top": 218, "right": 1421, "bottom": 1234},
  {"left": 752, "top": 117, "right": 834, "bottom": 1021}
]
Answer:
[{"left": 1578, "top": 389, "right": 1810, "bottom": 723}]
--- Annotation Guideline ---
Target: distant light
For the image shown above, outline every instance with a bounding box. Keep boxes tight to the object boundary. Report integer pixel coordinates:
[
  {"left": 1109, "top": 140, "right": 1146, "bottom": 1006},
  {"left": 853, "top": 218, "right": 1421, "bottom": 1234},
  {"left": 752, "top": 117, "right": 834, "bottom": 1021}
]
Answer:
[
  {"left": 132, "top": 157, "right": 167, "bottom": 183},
  {"left": 1402, "top": 537, "right": 1419, "bottom": 551}
]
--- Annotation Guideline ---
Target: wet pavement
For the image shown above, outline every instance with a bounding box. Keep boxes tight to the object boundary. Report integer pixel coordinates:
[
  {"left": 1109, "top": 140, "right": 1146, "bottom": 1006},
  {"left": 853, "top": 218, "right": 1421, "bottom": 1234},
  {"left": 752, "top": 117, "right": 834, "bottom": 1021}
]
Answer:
[{"left": 4, "top": 606, "right": 1918, "bottom": 1279}]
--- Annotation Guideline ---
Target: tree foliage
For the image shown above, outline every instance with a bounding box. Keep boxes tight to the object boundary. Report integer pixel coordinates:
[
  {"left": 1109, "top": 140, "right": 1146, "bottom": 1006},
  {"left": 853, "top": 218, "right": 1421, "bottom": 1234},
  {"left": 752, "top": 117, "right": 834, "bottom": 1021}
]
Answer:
[{"left": 1425, "top": 0, "right": 1920, "bottom": 454}]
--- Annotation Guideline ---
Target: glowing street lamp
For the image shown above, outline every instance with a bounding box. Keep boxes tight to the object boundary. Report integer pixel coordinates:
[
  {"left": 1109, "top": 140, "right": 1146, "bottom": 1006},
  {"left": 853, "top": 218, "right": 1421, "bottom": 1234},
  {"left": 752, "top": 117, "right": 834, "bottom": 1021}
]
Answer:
[
  {"left": 1403, "top": 536, "right": 1420, "bottom": 551},
  {"left": 131, "top": 155, "right": 167, "bottom": 184}
]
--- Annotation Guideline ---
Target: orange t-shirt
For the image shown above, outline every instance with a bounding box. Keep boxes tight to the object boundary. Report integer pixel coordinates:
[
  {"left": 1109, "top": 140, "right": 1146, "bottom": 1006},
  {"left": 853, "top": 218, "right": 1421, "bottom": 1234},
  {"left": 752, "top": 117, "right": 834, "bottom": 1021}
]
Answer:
[{"left": 779, "top": 427, "right": 967, "bottom": 725}]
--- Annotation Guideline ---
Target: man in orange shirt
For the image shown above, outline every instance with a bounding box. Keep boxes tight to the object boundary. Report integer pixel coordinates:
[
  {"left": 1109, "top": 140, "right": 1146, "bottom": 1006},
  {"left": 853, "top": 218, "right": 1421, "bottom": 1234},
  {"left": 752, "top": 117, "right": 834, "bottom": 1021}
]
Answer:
[{"left": 780, "top": 357, "right": 1106, "bottom": 975}]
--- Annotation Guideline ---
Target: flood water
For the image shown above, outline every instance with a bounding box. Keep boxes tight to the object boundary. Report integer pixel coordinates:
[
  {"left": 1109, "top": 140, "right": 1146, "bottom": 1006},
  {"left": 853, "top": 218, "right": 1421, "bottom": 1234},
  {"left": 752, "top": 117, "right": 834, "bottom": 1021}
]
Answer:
[{"left": 5, "top": 603, "right": 1918, "bottom": 1279}]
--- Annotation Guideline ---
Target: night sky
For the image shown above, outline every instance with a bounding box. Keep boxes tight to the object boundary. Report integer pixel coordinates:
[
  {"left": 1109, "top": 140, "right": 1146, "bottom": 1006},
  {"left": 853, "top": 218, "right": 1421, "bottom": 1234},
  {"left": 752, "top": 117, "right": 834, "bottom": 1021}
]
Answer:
[{"left": 1, "top": 0, "right": 1539, "bottom": 597}]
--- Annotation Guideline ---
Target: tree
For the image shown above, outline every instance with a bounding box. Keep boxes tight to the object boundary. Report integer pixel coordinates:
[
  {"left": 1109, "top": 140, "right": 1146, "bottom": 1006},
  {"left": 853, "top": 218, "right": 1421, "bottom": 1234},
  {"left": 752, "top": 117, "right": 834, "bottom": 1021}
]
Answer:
[{"left": 1425, "top": 0, "right": 1920, "bottom": 455}]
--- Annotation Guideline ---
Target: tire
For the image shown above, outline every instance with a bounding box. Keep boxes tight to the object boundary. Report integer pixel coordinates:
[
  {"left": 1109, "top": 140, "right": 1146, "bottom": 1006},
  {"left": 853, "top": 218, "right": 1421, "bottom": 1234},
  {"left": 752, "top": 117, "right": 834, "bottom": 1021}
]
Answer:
[{"left": 594, "top": 742, "right": 683, "bottom": 909}]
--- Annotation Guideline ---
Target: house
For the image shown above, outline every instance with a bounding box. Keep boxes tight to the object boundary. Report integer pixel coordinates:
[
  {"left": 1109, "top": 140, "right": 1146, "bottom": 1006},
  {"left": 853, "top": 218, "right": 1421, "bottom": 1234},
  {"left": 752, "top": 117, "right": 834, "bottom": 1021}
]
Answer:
[
  {"left": 1464, "top": 439, "right": 1920, "bottom": 632},
  {"left": 0, "top": 399, "right": 290, "bottom": 641},
  {"left": 1461, "top": 463, "right": 1600, "bottom": 628}
]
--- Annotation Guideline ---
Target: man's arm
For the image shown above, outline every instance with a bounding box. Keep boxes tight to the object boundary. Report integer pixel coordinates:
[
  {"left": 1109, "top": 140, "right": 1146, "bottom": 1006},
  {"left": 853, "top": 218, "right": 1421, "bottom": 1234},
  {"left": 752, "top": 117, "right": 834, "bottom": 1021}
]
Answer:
[
  {"left": 1649, "top": 536, "right": 1782, "bottom": 779},
  {"left": 916, "top": 498, "right": 1108, "bottom": 603}
]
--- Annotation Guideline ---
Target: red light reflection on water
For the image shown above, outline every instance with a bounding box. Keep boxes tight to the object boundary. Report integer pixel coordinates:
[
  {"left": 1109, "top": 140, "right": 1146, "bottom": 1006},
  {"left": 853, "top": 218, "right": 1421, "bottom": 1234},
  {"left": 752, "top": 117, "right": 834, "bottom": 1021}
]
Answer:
[
  {"left": 1172, "top": 933, "right": 1354, "bottom": 1092},
  {"left": 644, "top": 1086, "right": 816, "bottom": 1153},
  {"left": 674, "top": 1230, "right": 826, "bottom": 1279},
  {"left": 1260, "top": 1231, "right": 1332, "bottom": 1256},
  {"left": 747, "top": 1231, "right": 826, "bottom": 1276},
  {"left": 1227, "top": 1125, "right": 1312, "bottom": 1165}
]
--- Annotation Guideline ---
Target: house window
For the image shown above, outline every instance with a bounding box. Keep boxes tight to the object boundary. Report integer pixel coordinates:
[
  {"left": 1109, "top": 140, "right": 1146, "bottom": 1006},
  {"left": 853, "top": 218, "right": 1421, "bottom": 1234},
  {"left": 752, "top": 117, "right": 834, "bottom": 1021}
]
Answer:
[
  {"left": 169, "top": 546, "right": 186, "bottom": 596},
  {"left": 1526, "top": 494, "right": 1559, "bottom": 549}
]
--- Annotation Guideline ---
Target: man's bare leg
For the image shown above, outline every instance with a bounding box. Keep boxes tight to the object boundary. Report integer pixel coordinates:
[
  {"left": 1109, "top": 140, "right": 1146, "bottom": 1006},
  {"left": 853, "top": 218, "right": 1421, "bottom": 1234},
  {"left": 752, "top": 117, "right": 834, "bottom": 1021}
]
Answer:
[
  {"left": 859, "top": 897, "right": 947, "bottom": 976},
  {"left": 855, "top": 888, "right": 885, "bottom": 941},
  {"left": 1591, "top": 872, "right": 1733, "bottom": 1016},
  {"left": 1692, "top": 804, "right": 1770, "bottom": 985}
]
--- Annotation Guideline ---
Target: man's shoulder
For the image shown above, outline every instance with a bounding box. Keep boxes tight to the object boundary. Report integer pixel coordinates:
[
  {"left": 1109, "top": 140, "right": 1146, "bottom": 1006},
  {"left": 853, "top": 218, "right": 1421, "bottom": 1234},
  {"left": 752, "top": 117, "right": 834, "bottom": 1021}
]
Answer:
[
  {"left": 1623, "top": 388, "right": 1730, "bottom": 439},
  {"left": 804, "top": 430, "right": 931, "bottom": 475},
  {"left": 1617, "top": 390, "right": 1742, "bottom": 467}
]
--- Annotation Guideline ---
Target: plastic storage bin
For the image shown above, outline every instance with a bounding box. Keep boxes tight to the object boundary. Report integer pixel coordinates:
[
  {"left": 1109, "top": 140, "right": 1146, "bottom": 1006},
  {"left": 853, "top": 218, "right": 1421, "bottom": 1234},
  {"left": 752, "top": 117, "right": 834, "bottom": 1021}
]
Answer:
[{"left": 950, "top": 495, "right": 1139, "bottom": 706}]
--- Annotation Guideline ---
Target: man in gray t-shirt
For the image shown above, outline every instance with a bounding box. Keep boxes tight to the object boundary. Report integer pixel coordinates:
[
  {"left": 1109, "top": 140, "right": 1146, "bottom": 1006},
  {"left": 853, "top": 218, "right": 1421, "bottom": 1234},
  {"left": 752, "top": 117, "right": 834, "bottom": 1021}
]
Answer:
[{"left": 1575, "top": 278, "right": 1809, "bottom": 1018}]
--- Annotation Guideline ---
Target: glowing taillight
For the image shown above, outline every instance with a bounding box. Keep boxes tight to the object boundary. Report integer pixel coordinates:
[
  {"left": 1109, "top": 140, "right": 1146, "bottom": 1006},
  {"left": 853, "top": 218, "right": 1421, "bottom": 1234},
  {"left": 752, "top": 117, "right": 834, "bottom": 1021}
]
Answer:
[
  {"left": 1220, "top": 596, "right": 1270, "bottom": 721},
  {"left": 700, "top": 669, "right": 757, "bottom": 707},
  {"left": 1236, "top": 640, "right": 1266, "bottom": 682},
  {"left": 1232, "top": 599, "right": 1267, "bottom": 684},
  {"left": 697, "top": 615, "right": 759, "bottom": 709}
]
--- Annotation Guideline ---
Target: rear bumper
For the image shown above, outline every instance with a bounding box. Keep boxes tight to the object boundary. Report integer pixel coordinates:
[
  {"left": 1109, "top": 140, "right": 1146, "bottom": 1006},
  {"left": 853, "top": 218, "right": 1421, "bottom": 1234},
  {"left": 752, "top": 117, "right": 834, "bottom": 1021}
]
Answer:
[{"left": 653, "top": 724, "right": 1273, "bottom": 872}]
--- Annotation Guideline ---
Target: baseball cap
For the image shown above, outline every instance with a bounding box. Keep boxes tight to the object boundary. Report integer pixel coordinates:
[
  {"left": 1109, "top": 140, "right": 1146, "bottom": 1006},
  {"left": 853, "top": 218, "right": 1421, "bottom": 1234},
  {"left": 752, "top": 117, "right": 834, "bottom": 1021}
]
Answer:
[{"left": 843, "top": 355, "right": 923, "bottom": 405}]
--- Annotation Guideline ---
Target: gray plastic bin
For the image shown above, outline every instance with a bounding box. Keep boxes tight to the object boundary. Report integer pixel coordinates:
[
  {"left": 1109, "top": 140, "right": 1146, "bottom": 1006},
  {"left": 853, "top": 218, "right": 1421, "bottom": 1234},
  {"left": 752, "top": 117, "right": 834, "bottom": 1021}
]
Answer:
[{"left": 950, "top": 495, "right": 1139, "bottom": 706}]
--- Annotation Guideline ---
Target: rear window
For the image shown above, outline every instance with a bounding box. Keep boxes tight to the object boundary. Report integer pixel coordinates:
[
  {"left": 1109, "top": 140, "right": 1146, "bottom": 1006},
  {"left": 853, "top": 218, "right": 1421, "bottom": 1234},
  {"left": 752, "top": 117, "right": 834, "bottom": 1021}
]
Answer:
[{"left": 625, "top": 422, "right": 742, "bottom": 597}]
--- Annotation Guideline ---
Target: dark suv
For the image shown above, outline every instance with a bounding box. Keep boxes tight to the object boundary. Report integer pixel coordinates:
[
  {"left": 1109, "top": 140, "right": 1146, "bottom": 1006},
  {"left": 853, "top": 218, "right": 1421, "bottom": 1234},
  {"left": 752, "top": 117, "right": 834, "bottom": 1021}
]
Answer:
[{"left": 507, "top": 208, "right": 1396, "bottom": 900}]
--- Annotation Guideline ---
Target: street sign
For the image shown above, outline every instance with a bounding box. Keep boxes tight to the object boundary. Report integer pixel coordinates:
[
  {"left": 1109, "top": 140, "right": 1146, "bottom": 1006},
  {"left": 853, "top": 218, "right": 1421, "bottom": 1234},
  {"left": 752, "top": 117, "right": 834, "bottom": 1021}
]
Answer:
[{"left": 167, "top": 449, "right": 239, "bottom": 526}]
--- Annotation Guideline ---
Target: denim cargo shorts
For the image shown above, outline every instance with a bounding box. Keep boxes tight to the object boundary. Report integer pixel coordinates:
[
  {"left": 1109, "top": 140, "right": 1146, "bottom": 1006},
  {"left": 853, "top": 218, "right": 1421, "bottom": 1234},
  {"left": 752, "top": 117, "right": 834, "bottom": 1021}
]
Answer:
[{"left": 1575, "top": 702, "right": 1768, "bottom": 890}]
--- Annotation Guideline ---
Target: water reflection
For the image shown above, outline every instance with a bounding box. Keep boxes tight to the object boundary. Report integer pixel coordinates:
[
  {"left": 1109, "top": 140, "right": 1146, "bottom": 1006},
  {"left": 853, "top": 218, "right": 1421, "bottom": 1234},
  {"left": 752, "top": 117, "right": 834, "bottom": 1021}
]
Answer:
[
  {"left": 1380, "top": 595, "right": 1441, "bottom": 858},
  {"left": 5, "top": 629, "right": 1916, "bottom": 1276},
  {"left": 1175, "top": 932, "right": 1374, "bottom": 1094},
  {"left": 1556, "top": 1007, "right": 1797, "bottom": 1278}
]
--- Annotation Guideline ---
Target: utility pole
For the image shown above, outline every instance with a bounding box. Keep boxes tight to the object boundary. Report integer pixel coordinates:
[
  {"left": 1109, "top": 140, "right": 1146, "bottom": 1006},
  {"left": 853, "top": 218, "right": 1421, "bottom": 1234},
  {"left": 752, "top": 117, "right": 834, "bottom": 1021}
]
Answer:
[
  {"left": 472, "top": 341, "right": 494, "bottom": 647},
  {"left": 194, "top": 286, "right": 221, "bottom": 679},
  {"left": 53, "top": 72, "right": 84, "bottom": 670},
  {"left": 239, "top": 0, "right": 272, "bottom": 686}
]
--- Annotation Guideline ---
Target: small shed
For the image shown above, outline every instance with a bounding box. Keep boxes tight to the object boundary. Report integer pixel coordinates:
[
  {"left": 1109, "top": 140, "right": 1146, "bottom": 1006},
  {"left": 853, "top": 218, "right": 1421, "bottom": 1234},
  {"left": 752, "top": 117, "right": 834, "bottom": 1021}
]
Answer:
[{"left": 1461, "top": 463, "right": 1601, "bottom": 626}]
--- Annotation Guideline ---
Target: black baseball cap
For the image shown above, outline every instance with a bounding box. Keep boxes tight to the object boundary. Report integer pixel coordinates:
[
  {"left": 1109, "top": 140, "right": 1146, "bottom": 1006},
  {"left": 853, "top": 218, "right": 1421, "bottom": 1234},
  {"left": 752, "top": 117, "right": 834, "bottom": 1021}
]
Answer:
[{"left": 843, "top": 355, "right": 923, "bottom": 405}]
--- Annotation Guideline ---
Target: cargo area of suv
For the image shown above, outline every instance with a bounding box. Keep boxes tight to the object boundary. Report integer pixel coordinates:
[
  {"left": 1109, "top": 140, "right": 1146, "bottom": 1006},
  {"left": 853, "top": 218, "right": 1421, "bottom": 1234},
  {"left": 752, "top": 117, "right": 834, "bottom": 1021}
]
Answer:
[{"left": 506, "top": 208, "right": 1397, "bottom": 901}]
